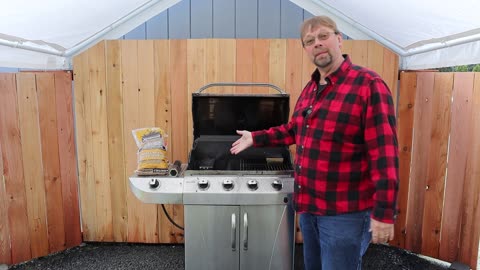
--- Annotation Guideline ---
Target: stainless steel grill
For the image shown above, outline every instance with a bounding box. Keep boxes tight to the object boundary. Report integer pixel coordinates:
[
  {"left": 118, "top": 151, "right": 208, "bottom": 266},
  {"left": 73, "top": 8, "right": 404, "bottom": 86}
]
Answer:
[{"left": 129, "top": 83, "right": 296, "bottom": 270}]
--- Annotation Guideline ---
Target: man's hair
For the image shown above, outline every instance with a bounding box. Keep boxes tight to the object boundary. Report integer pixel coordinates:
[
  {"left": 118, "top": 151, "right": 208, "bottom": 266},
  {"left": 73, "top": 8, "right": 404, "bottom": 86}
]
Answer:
[{"left": 300, "top": 16, "right": 340, "bottom": 45}]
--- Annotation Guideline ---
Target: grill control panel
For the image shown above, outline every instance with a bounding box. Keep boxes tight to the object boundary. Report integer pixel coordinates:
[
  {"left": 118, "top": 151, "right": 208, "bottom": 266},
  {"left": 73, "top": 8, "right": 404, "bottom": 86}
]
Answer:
[
  {"left": 183, "top": 176, "right": 294, "bottom": 205},
  {"left": 130, "top": 174, "right": 294, "bottom": 205}
]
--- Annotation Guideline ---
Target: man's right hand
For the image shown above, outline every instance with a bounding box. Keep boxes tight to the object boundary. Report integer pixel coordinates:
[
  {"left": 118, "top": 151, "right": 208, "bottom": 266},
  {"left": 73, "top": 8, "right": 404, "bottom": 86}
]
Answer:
[{"left": 230, "top": 130, "right": 253, "bottom": 154}]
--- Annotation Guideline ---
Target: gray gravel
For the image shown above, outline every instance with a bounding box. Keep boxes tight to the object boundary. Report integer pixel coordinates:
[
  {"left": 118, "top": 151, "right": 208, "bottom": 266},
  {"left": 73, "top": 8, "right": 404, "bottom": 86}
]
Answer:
[
  {"left": 7, "top": 243, "right": 451, "bottom": 270},
  {"left": 8, "top": 243, "right": 184, "bottom": 270},
  {"left": 362, "top": 244, "right": 449, "bottom": 270}
]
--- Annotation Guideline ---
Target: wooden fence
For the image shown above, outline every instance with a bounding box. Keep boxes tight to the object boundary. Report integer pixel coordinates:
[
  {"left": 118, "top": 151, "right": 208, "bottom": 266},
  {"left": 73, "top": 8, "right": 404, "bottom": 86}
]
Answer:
[
  {"left": 0, "top": 72, "right": 81, "bottom": 264},
  {"left": 71, "top": 39, "right": 399, "bottom": 246},
  {"left": 394, "top": 72, "right": 480, "bottom": 268},
  {"left": 1, "top": 38, "right": 479, "bottom": 269}
]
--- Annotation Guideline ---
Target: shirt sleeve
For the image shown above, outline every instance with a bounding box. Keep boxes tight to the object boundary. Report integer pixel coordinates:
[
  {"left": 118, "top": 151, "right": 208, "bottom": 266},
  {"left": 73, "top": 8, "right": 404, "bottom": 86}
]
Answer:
[
  {"left": 363, "top": 78, "right": 399, "bottom": 223},
  {"left": 251, "top": 121, "right": 296, "bottom": 147}
]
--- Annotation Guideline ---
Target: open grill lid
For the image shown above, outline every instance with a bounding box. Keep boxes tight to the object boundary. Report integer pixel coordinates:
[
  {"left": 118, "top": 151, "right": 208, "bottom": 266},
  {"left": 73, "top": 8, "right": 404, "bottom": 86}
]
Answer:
[{"left": 192, "top": 83, "right": 290, "bottom": 140}]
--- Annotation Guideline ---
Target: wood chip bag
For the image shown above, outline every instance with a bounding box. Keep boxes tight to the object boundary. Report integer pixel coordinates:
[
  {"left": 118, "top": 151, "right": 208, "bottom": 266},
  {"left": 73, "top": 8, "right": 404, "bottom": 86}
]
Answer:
[{"left": 132, "top": 127, "right": 169, "bottom": 170}]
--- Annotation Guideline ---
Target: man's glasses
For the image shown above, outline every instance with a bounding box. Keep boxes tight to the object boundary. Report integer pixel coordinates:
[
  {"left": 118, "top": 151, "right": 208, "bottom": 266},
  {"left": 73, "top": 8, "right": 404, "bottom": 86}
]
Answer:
[{"left": 303, "top": 32, "right": 338, "bottom": 47}]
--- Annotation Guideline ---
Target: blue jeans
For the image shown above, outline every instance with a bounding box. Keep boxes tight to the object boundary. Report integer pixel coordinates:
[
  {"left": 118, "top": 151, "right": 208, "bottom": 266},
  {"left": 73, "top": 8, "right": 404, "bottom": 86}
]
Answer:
[{"left": 299, "top": 210, "right": 371, "bottom": 270}]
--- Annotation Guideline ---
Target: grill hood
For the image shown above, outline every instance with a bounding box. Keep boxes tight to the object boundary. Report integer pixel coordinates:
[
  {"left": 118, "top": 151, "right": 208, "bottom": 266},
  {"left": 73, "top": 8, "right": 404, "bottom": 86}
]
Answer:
[
  {"left": 192, "top": 92, "right": 290, "bottom": 140},
  {"left": 188, "top": 83, "right": 292, "bottom": 173}
]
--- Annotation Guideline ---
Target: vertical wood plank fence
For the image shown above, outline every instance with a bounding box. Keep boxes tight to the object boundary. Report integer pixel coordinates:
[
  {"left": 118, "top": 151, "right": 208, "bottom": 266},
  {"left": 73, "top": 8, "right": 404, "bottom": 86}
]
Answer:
[
  {"left": 0, "top": 72, "right": 81, "bottom": 265},
  {"left": 395, "top": 71, "right": 480, "bottom": 268},
  {"left": 1, "top": 39, "right": 479, "bottom": 269}
]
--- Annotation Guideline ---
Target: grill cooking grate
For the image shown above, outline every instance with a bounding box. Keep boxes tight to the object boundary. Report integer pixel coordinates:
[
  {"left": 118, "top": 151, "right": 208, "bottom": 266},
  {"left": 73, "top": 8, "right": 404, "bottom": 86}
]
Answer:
[{"left": 240, "top": 159, "right": 291, "bottom": 171}]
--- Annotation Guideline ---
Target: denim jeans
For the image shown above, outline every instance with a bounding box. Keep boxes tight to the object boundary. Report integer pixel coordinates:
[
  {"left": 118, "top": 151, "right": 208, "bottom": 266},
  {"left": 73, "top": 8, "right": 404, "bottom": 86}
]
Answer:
[{"left": 299, "top": 210, "right": 371, "bottom": 270}]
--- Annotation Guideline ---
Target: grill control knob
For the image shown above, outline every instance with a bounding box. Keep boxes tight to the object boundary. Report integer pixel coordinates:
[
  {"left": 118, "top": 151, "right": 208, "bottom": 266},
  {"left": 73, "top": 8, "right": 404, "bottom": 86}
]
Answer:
[
  {"left": 223, "top": 179, "right": 234, "bottom": 191},
  {"left": 247, "top": 180, "right": 258, "bottom": 191},
  {"left": 272, "top": 180, "right": 283, "bottom": 191},
  {"left": 198, "top": 179, "right": 209, "bottom": 190},
  {"left": 149, "top": 179, "right": 160, "bottom": 189}
]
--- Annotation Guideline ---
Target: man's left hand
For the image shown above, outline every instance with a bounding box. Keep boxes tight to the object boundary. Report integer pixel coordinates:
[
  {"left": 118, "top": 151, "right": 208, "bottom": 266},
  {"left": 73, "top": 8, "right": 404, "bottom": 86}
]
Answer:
[{"left": 370, "top": 218, "right": 394, "bottom": 243}]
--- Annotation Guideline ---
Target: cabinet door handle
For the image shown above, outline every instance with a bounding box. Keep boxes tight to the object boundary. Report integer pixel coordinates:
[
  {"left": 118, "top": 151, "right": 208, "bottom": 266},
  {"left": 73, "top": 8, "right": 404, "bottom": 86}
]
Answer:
[
  {"left": 243, "top": 212, "right": 248, "bottom": 250},
  {"left": 231, "top": 213, "right": 236, "bottom": 251}
]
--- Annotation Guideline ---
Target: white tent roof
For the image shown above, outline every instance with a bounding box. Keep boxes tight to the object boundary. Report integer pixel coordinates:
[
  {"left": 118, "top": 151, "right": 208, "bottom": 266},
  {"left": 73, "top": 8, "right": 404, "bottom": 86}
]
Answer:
[
  {"left": 293, "top": 0, "right": 480, "bottom": 70},
  {"left": 0, "top": 0, "right": 180, "bottom": 70},
  {"left": 1, "top": 0, "right": 479, "bottom": 70}
]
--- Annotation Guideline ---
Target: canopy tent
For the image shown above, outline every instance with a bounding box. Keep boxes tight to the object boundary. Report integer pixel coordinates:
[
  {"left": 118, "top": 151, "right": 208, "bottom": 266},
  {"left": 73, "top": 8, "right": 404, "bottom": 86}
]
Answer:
[
  {"left": 1, "top": 0, "right": 479, "bottom": 70},
  {"left": 292, "top": 0, "right": 480, "bottom": 70},
  {"left": 0, "top": 0, "right": 181, "bottom": 70}
]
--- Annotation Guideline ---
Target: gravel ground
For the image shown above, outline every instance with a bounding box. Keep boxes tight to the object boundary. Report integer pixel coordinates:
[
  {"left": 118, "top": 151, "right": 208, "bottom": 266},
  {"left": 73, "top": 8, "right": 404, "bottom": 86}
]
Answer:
[
  {"left": 8, "top": 243, "right": 184, "bottom": 270},
  {"left": 6, "top": 242, "right": 451, "bottom": 270}
]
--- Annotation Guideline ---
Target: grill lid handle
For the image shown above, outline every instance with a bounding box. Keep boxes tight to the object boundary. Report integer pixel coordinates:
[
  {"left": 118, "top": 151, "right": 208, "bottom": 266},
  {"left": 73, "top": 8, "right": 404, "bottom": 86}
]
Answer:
[{"left": 195, "top": 82, "right": 287, "bottom": 95}]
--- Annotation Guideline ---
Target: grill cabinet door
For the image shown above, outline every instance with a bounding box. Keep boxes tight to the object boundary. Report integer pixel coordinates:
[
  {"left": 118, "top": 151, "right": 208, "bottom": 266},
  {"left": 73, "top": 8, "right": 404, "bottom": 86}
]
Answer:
[
  {"left": 184, "top": 205, "right": 240, "bottom": 270},
  {"left": 240, "top": 205, "right": 295, "bottom": 270}
]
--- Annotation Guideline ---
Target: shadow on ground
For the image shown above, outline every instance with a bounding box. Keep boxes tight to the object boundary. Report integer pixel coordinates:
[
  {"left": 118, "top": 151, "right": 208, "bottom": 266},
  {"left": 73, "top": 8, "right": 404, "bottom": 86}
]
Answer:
[{"left": 7, "top": 242, "right": 450, "bottom": 270}]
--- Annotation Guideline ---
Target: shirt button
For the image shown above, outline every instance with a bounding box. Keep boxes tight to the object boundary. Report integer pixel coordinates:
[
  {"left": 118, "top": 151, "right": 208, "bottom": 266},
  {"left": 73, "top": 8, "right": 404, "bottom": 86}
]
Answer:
[
  {"left": 313, "top": 88, "right": 316, "bottom": 91},
  {"left": 306, "top": 125, "right": 309, "bottom": 128},
  {"left": 298, "top": 185, "right": 301, "bottom": 189}
]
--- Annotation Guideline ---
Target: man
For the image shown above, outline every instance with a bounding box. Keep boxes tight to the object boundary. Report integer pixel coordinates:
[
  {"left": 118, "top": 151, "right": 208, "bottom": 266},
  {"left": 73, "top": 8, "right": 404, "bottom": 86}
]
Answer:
[{"left": 230, "top": 15, "right": 399, "bottom": 270}]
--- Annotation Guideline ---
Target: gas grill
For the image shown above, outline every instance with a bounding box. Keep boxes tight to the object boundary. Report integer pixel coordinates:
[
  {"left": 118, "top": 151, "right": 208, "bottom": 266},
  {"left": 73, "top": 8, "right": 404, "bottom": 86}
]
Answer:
[{"left": 129, "top": 83, "right": 296, "bottom": 270}]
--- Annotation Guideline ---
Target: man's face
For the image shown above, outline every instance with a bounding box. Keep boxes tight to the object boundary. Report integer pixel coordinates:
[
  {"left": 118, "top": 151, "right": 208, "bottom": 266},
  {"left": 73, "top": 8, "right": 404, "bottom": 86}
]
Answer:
[{"left": 302, "top": 25, "right": 343, "bottom": 69}]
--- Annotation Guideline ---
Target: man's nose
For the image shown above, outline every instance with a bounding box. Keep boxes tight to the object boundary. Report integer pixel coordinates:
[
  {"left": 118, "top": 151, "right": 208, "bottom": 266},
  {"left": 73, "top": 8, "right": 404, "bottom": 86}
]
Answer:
[{"left": 313, "top": 37, "right": 324, "bottom": 47}]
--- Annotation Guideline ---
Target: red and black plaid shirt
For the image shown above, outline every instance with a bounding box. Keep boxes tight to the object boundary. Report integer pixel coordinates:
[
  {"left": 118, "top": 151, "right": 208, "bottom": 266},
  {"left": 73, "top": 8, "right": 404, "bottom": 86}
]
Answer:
[{"left": 252, "top": 55, "right": 399, "bottom": 223}]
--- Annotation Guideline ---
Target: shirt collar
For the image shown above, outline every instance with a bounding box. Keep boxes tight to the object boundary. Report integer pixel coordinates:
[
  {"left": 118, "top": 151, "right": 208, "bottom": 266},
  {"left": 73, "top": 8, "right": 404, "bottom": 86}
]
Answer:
[{"left": 310, "top": 54, "right": 352, "bottom": 85}]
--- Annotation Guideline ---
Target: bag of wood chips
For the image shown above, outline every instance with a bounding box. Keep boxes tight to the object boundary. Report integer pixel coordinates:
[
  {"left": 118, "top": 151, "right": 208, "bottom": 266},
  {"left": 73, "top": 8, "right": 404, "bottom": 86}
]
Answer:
[{"left": 132, "top": 127, "right": 169, "bottom": 175}]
